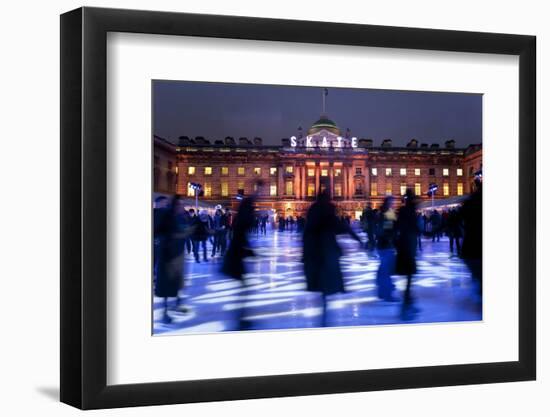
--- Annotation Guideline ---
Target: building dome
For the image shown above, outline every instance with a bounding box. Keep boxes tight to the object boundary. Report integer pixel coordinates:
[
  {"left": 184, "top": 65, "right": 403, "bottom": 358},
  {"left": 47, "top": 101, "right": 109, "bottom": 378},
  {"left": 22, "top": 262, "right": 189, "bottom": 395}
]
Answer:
[{"left": 307, "top": 114, "right": 341, "bottom": 135}]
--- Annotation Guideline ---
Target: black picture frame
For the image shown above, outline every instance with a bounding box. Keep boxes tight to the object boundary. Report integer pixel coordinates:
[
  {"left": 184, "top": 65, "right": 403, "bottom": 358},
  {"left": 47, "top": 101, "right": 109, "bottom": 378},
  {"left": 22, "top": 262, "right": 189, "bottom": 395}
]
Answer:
[{"left": 60, "top": 6, "right": 536, "bottom": 410}]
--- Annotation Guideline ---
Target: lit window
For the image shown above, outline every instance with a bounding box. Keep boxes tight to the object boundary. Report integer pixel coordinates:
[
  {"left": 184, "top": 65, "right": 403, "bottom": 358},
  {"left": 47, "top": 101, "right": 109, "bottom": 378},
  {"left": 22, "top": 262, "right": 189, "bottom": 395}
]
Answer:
[
  {"left": 204, "top": 166, "right": 212, "bottom": 175},
  {"left": 400, "top": 168, "right": 407, "bottom": 176},
  {"left": 238, "top": 181, "right": 245, "bottom": 195},
  {"left": 385, "top": 183, "right": 392, "bottom": 195},
  {"left": 334, "top": 168, "right": 342, "bottom": 177},
  {"left": 270, "top": 184, "right": 277, "bottom": 196},
  {"left": 221, "top": 166, "right": 229, "bottom": 176},
  {"left": 187, "top": 183, "right": 194, "bottom": 197},
  {"left": 443, "top": 168, "right": 449, "bottom": 176},
  {"left": 443, "top": 183, "right": 449, "bottom": 196},
  {"left": 457, "top": 168, "right": 463, "bottom": 176},
  {"left": 385, "top": 168, "right": 392, "bottom": 176},
  {"left": 307, "top": 168, "right": 315, "bottom": 177},
  {"left": 188, "top": 166, "right": 195, "bottom": 175},
  {"left": 457, "top": 183, "right": 463, "bottom": 196},
  {"left": 270, "top": 167, "right": 277, "bottom": 176},
  {"left": 307, "top": 183, "right": 316, "bottom": 197},
  {"left": 285, "top": 181, "right": 293, "bottom": 195},
  {"left": 356, "top": 167, "right": 362, "bottom": 175},
  {"left": 321, "top": 169, "right": 328, "bottom": 177},
  {"left": 254, "top": 167, "right": 261, "bottom": 175},
  {"left": 415, "top": 168, "right": 421, "bottom": 176},
  {"left": 221, "top": 182, "right": 229, "bottom": 197},
  {"left": 415, "top": 183, "right": 421, "bottom": 195},
  {"left": 334, "top": 183, "right": 342, "bottom": 197},
  {"left": 371, "top": 167, "right": 378, "bottom": 176},
  {"left": 286, "top": 166, "right": 294, "bottom": 174},
  {"left": 204, "top": 183, "right": 212, "bottom": 197},
  {"left": 400, "top": 183, "right": 407, "bottom": 195},
  {"left": 370, "top": 182, "right": 378, "bottom": 196},
  {"left": 237, "top": 167, "right": 245, "bottom": 176}
]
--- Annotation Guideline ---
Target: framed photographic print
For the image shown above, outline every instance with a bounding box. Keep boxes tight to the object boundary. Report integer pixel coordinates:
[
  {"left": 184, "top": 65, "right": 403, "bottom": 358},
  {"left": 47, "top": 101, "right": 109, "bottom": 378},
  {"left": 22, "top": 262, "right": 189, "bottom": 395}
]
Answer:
[{"left": 60, "top": 6, "right": 536, "bottom": 410}]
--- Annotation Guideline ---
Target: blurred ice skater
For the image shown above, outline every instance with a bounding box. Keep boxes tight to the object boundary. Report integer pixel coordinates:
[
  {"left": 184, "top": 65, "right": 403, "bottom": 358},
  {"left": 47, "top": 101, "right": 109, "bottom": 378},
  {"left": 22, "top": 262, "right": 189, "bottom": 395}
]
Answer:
[
  {"left": 395, "top": 189, "right": 420, "bottom": 320},
  {"left": 375, "top": 196, "right": 399, "bottom": 302},
  {"left": 221, "top": 180, "right": 264, "bottom": 329},
  {"left": 154, "top": 195, "right": 193, "bottom": 324},
  {"left": 302, "top": 190, "right": 362, "bottom": 327}
]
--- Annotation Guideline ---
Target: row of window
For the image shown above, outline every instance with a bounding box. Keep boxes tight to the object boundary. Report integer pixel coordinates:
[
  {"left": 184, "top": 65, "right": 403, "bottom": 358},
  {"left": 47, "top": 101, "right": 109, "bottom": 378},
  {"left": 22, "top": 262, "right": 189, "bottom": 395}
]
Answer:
[
  {"left": 370, "top": 182, "right": 464, "bottom": 197},
  {"left": 188, "top": 181, "right": 296, "bottom": 197},
  {"left": 188, "top": 181, "right": 464, "bottom": 198},
  {"left": 188, "top": 166, "right": 284, "bottom": 176},
  {"left": 186, "top": 165, "right": 464, "bottom": 177},
  {"left": 371, "top": 167, "right": 463, "bottom": 177}
]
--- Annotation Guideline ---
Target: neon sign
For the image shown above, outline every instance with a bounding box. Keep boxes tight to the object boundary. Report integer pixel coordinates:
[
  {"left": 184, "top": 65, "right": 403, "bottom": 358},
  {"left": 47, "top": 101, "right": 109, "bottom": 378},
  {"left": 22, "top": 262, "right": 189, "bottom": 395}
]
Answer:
[{"left": 290, "top": 135, "right": 358, "bottom": 148}]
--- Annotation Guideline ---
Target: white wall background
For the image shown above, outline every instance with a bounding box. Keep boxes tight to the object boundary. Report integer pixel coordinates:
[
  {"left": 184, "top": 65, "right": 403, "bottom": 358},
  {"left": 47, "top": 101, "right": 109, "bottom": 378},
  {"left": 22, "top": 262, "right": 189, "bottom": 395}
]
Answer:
[{"left": 0, "top": 0, "right": 546, "bottom": 415}]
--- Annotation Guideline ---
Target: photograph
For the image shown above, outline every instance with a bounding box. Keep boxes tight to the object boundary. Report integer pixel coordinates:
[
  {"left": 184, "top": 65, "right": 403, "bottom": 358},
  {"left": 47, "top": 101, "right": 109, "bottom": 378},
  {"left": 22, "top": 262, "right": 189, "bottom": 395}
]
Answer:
[{"left": 152, "top": 81, "right": 483, "bottom": 335}]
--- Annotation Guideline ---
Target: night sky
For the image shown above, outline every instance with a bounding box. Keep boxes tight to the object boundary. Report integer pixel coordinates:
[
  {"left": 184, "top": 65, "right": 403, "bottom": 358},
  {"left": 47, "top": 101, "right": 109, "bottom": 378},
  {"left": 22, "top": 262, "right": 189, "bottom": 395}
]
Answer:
[{"left": 153, "top": 80, "right": 482, "bottom": 148}]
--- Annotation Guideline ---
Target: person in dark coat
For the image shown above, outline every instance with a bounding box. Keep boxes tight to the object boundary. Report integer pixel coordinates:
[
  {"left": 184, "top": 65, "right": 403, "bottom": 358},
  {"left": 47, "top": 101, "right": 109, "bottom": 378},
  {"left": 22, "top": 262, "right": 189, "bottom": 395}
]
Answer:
[
  {"left": 461, "top": 178, "right": 482, "bottom": 295},
  {"left": 395, "top": 189, "right": 419, "bottom": 320},
  {"left": 296, "top": 215, "right": 306, "bottom": 233},
  {"left": 375, "top": 196, "right": 398, "bottom": 302},
  {"left": 191, "top": 210, "right": 211, "bottom": 263},
  {"left": 221, "top": 182, "right": 263, "bottom": 330},
  {"left": 447, "top": 208, "right": 463, "bottom": 255},
  {"left": 211, "top": 208, "right": 228, "bottom": 257},
  {"left": 154, "top": 195, "right": 192, "bottom": 324},
  {"left": 278, "top": 215, "right": 285, "bottom": 232},
  {"left": 260, "top": 214, "right": 268, "bottom": 235},
  {"left": 416, "top": 212, "right": 425, "bottom": 251},
  {"left": 430, "top": 210, "right": 442, "bottom": 242},
  {"left": 222, "top": 196, "right": 256, "bottom": 281},
  {"left": 153, "top": 196, "right": 169, "bottom": 277},
  {"left": 302, "top": 190, "right": 362, "bottom": 327},
  {"left": 361, "top": 204, "right": 377, "bottom": 251}
]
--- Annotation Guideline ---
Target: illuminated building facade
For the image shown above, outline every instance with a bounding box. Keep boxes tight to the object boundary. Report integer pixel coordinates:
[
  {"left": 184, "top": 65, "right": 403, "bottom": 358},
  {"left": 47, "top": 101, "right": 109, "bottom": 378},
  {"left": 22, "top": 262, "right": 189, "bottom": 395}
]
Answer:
[{"left": 154, "top": 115, "right": 482, "bottom": 218}]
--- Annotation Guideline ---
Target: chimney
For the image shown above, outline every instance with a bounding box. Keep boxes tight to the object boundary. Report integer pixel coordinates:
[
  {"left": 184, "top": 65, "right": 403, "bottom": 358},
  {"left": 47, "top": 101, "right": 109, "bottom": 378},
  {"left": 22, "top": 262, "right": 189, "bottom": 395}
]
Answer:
[
  {"left": 445, "top": 139, "right": 456, "bottom": 149},
  {"left": 253, "top": 137, "right": 263, "bottom": 146},
  {"left": 224, "top": 136, "right": 235, "bottom": 145},
  {"left": 178, "top": 135, "right": 191, "bottom": 146},
  {"left": 381, "top": 139, "right": 392, "bottom": 148},
  {"left": 195, "top": 136, "right": 208, "bottom": 145},
  {"left": 358, "top": 138, "right": 373, "bottom": 148},
  {"left": 406, "top": 139, "right": 418, "bottom": 148}
]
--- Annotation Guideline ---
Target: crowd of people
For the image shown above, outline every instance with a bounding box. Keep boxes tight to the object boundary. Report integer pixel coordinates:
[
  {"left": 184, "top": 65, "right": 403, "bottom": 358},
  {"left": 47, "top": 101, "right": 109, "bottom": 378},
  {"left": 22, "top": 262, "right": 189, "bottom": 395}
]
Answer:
[
  {"left": 153, "top": 179, "right": 482, "bottom": 326},
  {"left": 361, "top": 204, "right": 468, "bottom": 256}
]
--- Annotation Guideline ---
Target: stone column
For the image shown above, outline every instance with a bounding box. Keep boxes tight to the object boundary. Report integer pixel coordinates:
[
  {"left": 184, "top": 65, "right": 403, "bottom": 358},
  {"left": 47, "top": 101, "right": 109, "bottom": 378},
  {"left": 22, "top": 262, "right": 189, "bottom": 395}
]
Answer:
[
  {"left": 343, "top": 165, "right": 348, "bottom": 200},
  {"left": 348, "top": 166, "right": 354, "bottom": 198},
  {"left": 315, "top": 164, "right": 320, "bottom": 196},
  {"left": 278, "top": 164, "right": 284, "bottom": 197},
  {"left": 364, "top": 164, "right": 369, "bottom": 199},
  {"left": 329, "top": 164, "right": 334, "bottom": 199},
  {"left": 294, "top": 163, "right": 300, "bottom": 199},
  {"left": 301, "top": 165, "right": 306, "bottom": 198}
]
